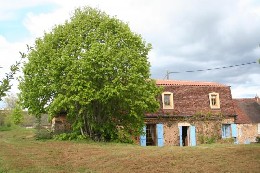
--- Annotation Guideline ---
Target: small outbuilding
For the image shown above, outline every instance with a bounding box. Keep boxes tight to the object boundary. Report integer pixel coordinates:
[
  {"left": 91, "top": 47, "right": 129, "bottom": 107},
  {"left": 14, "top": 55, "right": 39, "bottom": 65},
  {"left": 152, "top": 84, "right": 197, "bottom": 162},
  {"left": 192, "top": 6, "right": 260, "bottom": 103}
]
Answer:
[{"left": 233, "top": 96, "right": 260, "bottom": 144}]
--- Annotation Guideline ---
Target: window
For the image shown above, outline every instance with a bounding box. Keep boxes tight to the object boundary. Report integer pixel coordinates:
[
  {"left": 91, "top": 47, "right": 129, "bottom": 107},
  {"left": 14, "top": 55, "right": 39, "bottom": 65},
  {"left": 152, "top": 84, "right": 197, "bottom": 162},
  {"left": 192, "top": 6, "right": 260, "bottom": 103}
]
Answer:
[
  {"left": 258, "top": 123, "right": 260, "bottom": 134},
  {"left": 222, "top": 124, "right": 231, "bottom": 138},
  {"left": 209, "top": 92, "right": 220, "bottom": 109},
  {"left": 162, "top": 92, "right": 174, "bottom": 109}
]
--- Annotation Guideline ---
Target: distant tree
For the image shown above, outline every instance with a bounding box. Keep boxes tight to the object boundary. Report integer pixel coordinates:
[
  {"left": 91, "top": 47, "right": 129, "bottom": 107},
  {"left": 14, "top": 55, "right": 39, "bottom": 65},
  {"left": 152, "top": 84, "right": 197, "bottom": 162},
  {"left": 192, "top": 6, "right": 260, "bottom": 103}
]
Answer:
[
  {"left": 19, "top": 7, "right": 161, "bottom": 142},
  {"left": 11, "top": 104, "right": 23, "bottom": 125},
  {"left": 4, "top": 93, "right": 18, "bottom": 110}
]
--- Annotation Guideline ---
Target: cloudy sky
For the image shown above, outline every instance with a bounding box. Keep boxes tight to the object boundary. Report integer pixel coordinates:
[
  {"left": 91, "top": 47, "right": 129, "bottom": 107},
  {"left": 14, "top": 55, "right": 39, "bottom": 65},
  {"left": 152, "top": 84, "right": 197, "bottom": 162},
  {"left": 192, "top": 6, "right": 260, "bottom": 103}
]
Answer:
[{"left": 0, "top": 0, "right": 260, "bottom": 108}]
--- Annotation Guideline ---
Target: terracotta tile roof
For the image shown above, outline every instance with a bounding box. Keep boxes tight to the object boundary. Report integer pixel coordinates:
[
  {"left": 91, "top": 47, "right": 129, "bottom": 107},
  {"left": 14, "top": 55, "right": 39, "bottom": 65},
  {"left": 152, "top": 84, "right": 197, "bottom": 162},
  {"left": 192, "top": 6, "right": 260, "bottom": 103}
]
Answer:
[
  {"left": 233, "top": 98, "right": 260, "bottom": 124},
  {"left": 156, "top": 79, "right": 227, "bottom": 87}
]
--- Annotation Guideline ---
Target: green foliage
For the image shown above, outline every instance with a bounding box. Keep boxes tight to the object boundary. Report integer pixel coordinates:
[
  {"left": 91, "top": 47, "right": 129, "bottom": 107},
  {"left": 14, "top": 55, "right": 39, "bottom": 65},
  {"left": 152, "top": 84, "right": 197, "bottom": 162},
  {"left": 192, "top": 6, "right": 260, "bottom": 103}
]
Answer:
[
  {"left": 11, "top": 104, "right": 23, "bottom": 125},
  {"left": 0, "top": 53, "right": 24, "bottom": 101},
  {"left": 35, "top": 128, "right": 52, "bottom": 140},
  {"left": 115, "top": 127, "right": 135, "bottom": 143},
  {"left": 0, "top": 110, "right": 12, "bottom": 127},
  {"left": 220, "top": 138, "right": 235, "bottom": 144},
  {"left": 34, "top": 116, "right": 52, "bottom": 140},
  {"left": 0, "top": 126, "right": 13, "bottom": 131},
  {"left": 2, "top": 95, "right": 24, "bottom": 126},
  {"left": 198, "top": 135, "right": 218, "bottom": 144},
  {"left": 256, "top": 136, "right": 260, "bottom": 143},
  {"left": 0, "top": 111, "right": 7, "bottom": 126},
  {"left": 53, "top": 132, "right": 87, "bottom": 141},
  {"left": 19, "top": 6, "right": 160, "bottom": 142}
]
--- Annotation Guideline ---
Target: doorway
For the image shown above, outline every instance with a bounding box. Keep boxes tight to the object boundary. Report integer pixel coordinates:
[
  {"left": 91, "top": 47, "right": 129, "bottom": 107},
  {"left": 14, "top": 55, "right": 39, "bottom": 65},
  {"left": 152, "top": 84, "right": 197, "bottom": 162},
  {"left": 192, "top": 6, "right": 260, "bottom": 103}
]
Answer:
[
  {"left": 179, "top": 124, "right": 196, "bottom": 146},
  {"left": 182, "top": 126, "right": 189, "bottom": 146},
  {"left": 146, "top": 124, "right": 156, "bottom": 146}
]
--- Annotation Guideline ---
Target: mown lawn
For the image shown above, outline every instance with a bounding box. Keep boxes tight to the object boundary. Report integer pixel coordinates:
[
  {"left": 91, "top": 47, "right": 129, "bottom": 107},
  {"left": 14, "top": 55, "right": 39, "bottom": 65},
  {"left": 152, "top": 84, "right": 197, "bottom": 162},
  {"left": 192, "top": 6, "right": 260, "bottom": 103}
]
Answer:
[{"left": 0, "top": 127, "right": 260, "bottom": 173}]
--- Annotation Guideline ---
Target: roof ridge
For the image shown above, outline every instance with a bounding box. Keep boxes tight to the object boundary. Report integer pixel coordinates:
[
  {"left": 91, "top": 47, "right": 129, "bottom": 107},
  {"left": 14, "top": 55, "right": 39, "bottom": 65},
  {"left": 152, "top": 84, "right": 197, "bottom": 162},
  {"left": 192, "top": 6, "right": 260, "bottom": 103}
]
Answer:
[{"left": 155, "top": 79, "right": 227, "bottom": 87}]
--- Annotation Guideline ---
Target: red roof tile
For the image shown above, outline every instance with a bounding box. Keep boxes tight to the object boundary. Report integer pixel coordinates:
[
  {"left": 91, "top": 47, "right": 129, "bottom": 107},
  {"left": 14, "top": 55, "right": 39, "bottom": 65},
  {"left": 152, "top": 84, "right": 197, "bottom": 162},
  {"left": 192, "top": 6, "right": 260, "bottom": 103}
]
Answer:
[
  {"left": 233, "top": 98, "right": 260, "bottom": 124},
  {"left": 156, "top": 79, "right": 227, "bottom": 87}
]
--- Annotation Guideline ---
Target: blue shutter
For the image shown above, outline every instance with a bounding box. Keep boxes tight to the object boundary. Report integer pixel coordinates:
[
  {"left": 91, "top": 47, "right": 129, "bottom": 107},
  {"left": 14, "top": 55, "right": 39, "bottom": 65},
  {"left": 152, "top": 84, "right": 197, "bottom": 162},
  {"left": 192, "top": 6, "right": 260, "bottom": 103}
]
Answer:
[
  {"left": 231, "top": 124, "right": 238, "bottom": 144},
  {"left": 190, "top": 126, "right": 196, "bottom": 146},
  {"left": 157, "top": 124, "right": 164, "bottom": 147},
  {"left": 179, "top": 126, "right": 183, "bottom": 147},
  {"left": 221, "top": 125, "right": 225, "bottom": 138},
  {"left": 140, "top": 126, "right": 146, "bottom": 146},
  {"left": 231, "top": 124, "right": 237, "bottom": 137}
]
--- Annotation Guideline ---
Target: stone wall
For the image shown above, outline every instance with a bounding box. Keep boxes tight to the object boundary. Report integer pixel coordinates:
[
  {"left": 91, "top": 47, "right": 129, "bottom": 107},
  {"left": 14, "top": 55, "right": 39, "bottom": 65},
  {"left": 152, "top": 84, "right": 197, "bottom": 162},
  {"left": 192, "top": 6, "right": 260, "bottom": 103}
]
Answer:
[
  {"left": 147, "top": 118, "right": 225, "bottom": 146},
  {"left": 194, "top": 121, "right": 222, "bottom": 144},
  {"left": 163, "top": 121, "right": 179, "bottom": 145},
  {"left": 51, "top": 115, "right": 71, "bottom": 134},
  {"left": 237, "top": 123, "right": 259, "bottom": 144}
]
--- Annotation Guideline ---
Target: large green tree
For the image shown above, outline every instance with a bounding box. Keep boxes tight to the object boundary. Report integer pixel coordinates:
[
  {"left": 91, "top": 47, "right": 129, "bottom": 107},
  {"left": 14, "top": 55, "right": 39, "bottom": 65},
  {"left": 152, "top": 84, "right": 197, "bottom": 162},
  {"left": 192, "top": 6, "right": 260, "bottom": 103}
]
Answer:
[{"left": 19, "top": 7, "right": 160, "bottom": 142}]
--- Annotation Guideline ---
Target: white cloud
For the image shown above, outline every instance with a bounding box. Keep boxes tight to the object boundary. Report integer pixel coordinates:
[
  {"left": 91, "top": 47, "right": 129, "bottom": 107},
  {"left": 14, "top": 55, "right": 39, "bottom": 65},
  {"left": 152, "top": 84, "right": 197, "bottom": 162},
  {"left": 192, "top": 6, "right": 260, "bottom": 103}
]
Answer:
[
  {"left": 0, "top": 36, "right": 26, "bottom": 75},
  {"left": 0, "top": 0, "right": 259, "bottom": 98}
]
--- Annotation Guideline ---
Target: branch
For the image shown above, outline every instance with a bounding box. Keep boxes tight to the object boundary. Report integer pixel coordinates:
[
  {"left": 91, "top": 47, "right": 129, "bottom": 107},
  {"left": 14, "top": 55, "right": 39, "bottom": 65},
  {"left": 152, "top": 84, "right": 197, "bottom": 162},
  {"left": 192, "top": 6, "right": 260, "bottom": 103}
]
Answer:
[{"left": 0, "top": 52, "right": 26, "bottom": 100}]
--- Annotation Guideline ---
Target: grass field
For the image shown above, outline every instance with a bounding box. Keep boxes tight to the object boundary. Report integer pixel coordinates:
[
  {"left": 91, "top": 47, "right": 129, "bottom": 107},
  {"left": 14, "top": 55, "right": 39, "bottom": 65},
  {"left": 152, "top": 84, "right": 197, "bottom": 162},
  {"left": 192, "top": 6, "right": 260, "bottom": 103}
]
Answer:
[{"left": 0, "top": 127, "right": 260, "bottom": 173}]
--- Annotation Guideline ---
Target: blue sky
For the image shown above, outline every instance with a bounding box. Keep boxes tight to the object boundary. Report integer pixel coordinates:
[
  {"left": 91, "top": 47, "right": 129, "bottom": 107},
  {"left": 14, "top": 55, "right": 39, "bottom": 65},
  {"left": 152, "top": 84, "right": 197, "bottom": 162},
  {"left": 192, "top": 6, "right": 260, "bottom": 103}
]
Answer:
[
  {"left": 0, "top": 4, "right": 56, "bottom": 42},
  {"left": 0, "top": 0, "right": 260, "bottom": 108}
]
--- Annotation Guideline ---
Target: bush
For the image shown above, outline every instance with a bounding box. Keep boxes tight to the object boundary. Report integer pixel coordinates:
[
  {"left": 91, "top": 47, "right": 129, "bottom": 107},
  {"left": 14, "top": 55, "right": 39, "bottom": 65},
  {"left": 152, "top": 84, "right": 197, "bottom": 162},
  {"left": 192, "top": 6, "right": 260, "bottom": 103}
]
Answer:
[
  {"left": 198, "top": 135, "right": 218, "bottom": 144},
  {"left": 0, "top": 110, "right": 9, "bottom": 126},
  {"left": 115, "top": 128, "right": 134, "bottom": 144},
  {"left": 0, "top": 126, "right": 12, "bottom": 131},
  {"left": 11, "top": 105, "right": 23, "bottom": 125},
  {"left": 220, "top": 138, "right": 235, "bottom": 144},
  {"left": 35, "top": 128, "right": 52, "bottom": 140},
  {"left": 53, "top": 132, "right": 87, "bottom": 141},
  {"left": 256, "top": 136, "right": 260, "bottom": 143}
]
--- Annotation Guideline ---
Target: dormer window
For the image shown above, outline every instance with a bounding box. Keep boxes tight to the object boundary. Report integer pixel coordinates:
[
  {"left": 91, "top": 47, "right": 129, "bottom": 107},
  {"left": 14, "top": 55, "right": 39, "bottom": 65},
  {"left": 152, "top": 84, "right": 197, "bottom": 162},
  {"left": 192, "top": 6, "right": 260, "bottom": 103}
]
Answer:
[
  {"left": 209, "top": 92, "right": 220, "bottom": 109},
  {"left": 162, "top": 92, "right": 174, "bottom": 109}
]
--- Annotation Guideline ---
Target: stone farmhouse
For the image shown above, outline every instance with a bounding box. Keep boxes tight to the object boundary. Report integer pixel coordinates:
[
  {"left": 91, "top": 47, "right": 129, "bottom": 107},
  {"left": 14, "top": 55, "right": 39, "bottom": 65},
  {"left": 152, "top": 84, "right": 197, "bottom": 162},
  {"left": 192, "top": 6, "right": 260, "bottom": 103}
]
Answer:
[
  {"left": 52, "top": 79, "right": 260, "bottom": 147},
  {"left": 233, "top": 97, "right": 260, "bottom": 144},
  {"left": 140, "top": 80, "right": 238, "bottom": 146}
]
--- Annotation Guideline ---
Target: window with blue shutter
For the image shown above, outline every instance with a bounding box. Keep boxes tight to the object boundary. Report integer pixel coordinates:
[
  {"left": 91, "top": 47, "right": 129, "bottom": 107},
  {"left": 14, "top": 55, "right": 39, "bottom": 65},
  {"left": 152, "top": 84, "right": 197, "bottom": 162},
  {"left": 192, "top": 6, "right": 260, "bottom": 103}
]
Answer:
[{"left": 222, "top": 124, "right": 231, "bottom": 138}]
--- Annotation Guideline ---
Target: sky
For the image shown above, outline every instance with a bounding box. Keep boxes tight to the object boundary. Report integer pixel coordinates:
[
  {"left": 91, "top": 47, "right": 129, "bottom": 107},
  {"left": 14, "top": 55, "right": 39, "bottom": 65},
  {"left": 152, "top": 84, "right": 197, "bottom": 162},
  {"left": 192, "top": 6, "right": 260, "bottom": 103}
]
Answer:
[{"left": 0, "top": 0, "right": 260, "bottom": 108}]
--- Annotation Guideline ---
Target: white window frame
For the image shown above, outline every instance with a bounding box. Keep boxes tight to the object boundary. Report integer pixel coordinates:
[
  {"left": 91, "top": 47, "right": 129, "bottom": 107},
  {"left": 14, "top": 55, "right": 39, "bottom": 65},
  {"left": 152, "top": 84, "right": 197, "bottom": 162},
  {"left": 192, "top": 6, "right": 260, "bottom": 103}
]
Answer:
[
  {"left": 162, "top": 92, "right": 174, "bottom": 109},
  {"left": 209, "top": 92, "right": 220, "bottom": 109},
  {"left": 258, "top": 123, "right": 260, "bottom": 134}
]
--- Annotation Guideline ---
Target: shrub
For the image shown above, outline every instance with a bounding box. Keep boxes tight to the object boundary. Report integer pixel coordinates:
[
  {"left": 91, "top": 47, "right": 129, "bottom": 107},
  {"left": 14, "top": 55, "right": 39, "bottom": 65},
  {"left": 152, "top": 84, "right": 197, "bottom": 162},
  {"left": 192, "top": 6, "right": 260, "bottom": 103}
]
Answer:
[
  {"left": 53, "top": 132, "right": 87, "bottom": 141},
  {"left": 115, "top": 129, "right": 134, "bottom": 144},
  {"left": 198, "top": 135, "right": 218, "bottom": 144},
  {"left": 35, "top": 128, "right": 52, "bottom": 140},
  {"left": 256, "top": 136, "right": 260, "bottom": 143},
  {"left": 220, "top": 138, "right": 235, "bottom": 144},
  {"left": 0, "top": 126, "right": 12, "bottom": 131},
  {"left": 11, "top": 105, "right": 23, "bottom": 125}
]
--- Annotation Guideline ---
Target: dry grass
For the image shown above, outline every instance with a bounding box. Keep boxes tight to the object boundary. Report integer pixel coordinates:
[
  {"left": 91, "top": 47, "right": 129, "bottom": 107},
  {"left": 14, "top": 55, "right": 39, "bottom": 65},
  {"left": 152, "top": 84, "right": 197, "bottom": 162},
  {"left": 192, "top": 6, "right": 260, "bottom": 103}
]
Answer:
[{"left": 0, "top": 128, "right": 260, "bottom": 173}]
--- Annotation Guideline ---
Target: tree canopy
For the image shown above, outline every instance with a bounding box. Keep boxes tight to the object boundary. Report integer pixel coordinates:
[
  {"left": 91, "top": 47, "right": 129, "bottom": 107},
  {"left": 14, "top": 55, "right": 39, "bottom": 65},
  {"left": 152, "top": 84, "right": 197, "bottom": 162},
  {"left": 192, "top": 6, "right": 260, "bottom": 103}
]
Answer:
[{"left": 19, "top": 7, "right": 160, "bottom": 142}]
